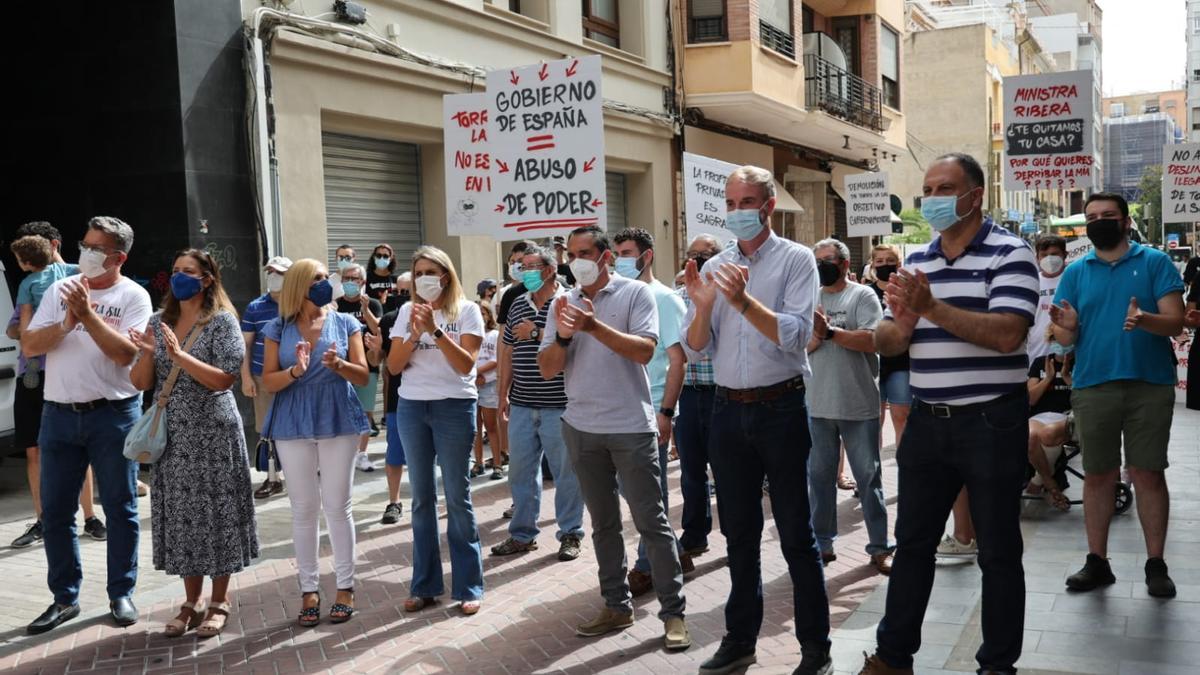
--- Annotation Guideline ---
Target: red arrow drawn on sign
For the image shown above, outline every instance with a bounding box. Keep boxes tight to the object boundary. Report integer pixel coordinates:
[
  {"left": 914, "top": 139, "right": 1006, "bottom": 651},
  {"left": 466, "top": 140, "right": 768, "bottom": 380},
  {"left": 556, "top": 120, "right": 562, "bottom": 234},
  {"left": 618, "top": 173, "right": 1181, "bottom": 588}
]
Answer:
[
  {"left": 565, "top": 59, "right": 579, "bottom": 77},
  {"left": 494, "top": 203, "right": 506, "bottom": 213},
  {"left": 583, "top": 157, "right": 596, "bottom": 172},
  {"left": 509, "top": 70, "right": 519, "bottom": 86},
  {"left": 538, "top": 63, "right": 549, "bottom": 81},
  {"left": 497, "top": 159, "right": 510, "bottom": 173},
  {"left": 591, "top": 199, "right": 604, "bottom": 208}
]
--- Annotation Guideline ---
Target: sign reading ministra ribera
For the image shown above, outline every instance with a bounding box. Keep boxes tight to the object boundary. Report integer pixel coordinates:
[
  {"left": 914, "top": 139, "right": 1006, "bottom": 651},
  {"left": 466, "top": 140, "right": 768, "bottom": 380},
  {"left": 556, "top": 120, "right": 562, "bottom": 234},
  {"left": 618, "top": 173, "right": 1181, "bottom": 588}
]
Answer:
[
  {"left": 485, "top": 55, "right": 606, "bottom": 239},
  {"left": 1002, "top": 69, "right": 1096, "bottom": 192}
]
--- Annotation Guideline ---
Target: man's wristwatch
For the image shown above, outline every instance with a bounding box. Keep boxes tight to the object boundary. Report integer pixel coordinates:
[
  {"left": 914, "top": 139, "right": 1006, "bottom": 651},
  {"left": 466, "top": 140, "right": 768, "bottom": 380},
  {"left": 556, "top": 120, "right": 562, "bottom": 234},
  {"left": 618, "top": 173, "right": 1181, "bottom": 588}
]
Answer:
[
  {"left": 530, "top": 327, "right": 541, "bottom": 341},
  {"left": 555, "top": 333, "right": 573, "bottom": 347},
  {"left": 433, "top": 328, "right": 445, "bottom": 340},
  {"left": 659, "top": 407, "right": 675, "bottom": 419},
  {"left": 825, "top": 326, "right": 839, "bottom": 340}
]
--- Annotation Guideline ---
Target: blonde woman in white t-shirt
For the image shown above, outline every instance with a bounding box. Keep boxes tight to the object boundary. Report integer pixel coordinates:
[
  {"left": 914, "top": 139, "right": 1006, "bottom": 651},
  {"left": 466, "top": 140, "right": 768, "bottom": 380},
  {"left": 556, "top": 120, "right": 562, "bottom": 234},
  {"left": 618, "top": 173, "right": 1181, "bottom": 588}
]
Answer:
[{"left": 387, "top": 246, "right": 485, "bottom": 616}]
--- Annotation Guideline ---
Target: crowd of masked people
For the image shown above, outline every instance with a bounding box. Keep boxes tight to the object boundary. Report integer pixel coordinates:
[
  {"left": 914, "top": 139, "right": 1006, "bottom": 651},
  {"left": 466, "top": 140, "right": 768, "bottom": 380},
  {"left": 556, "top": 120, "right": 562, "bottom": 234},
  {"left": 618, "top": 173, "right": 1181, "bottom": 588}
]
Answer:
[{"left": 7, "top": 150, "right": 1187, "bottom": 675}]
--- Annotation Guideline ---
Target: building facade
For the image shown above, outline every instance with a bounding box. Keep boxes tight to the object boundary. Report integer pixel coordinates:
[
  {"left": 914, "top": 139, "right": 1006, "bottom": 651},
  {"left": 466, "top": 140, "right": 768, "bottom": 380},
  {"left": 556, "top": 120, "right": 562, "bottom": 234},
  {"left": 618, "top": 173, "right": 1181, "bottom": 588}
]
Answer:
[
  {"left": 1102, "top": 113, "right": 1177, "bottom": 202},
  {"left": 1188, "top": 0, "right": 1200, "bottom": 142},
  {"left": 1103, "top": 90, "right": 1187, "bottom": 141}
]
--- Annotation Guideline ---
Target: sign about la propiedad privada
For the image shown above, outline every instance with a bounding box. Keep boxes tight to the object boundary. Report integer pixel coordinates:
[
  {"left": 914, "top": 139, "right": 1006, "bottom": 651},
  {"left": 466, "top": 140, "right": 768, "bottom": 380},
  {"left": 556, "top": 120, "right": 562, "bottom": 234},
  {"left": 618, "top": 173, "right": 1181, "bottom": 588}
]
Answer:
[
  {"left": 1163, "top": 143, "right": 1200, "bottom": 221},
  {"left": 1002, "top": 69, "right": 1095, "bottom": 192},
  {"left": 485, "top": 55, "right": 606, "bottom": 239}
]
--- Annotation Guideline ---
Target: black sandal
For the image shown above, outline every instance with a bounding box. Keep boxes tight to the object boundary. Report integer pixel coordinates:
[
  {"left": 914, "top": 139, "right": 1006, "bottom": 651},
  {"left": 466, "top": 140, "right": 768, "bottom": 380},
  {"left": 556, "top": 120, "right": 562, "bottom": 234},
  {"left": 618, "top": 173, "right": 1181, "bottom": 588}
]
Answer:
[
  {"left": 298, "top": 591, "right": 320, "bottom": 627},
  {"left": 330, "top": 588, "right": 354, "bottom": 624}
]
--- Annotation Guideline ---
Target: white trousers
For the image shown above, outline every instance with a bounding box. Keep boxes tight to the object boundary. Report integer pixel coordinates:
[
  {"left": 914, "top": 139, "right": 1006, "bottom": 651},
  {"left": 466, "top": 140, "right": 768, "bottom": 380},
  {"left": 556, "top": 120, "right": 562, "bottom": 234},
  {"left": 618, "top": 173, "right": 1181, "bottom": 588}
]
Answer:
[{"left": 276, "top": 435, "right": 359, "bottom": 592}]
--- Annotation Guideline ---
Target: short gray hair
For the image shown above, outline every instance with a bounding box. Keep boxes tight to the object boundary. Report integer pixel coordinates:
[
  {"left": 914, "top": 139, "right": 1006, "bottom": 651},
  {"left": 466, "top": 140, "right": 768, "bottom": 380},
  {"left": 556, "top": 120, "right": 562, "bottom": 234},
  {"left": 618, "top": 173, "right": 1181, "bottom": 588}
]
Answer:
[
  {"left": 814, "top": 238, "right": 851, "bottom": 262},
  {"left": 727, "top": 165, "right": 776, "bottom": 201},
  {"left": 342, "top": 263, "right": 366, "bottom": 279},
  {"left": 523, "top": 245, "right": 555, "bottom": 269},
  {"left": 88, "top": 216, "right": 134, "bottom": 253},
  {"left": 688, "top": 234, "right": 722, "bottom": 254}
]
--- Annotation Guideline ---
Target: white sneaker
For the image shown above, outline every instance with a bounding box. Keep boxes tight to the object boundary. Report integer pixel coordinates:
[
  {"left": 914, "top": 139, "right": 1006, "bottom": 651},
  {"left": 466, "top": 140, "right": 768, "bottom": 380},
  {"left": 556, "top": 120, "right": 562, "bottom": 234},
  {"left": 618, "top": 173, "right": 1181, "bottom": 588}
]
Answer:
[
  {"left": 936, "top": 534, "right": 977, "bottom": 558},
  {"left": 355, "top": 453, "right": 375, "bottom": 472}
]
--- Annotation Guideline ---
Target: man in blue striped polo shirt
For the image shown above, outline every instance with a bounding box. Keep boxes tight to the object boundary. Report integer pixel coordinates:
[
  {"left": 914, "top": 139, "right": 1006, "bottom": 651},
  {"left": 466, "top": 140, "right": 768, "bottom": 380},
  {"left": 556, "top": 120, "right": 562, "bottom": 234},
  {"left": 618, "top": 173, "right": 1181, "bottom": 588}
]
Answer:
[{"left": 859, "top": 154, "right": 1038, "bottom": 675}]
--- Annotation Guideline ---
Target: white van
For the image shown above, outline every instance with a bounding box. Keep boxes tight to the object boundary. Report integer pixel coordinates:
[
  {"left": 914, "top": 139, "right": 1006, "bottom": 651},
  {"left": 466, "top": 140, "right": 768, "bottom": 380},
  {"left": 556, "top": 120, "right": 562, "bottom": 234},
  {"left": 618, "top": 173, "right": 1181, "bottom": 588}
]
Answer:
[{"left": 0, "top": 259, "right": 19, "bottom": 440}]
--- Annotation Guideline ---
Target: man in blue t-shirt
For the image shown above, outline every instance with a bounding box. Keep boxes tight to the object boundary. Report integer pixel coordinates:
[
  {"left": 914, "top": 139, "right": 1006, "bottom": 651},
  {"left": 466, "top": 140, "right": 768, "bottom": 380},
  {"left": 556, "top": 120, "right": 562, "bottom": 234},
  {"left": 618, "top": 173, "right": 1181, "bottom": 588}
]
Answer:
[
  {"left": 1051, "top": 192, "right": 1184, "bottom": 599},
  {"left": 241, "top": 256, "right": 291, "bottom": 499}
]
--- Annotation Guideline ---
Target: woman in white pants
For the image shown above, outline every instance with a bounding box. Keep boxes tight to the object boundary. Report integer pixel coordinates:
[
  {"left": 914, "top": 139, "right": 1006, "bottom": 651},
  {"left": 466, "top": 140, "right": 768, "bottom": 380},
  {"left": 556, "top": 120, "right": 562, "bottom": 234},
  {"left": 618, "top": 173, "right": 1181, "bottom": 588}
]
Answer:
[{"left": 261, "top": 258, "right": 370, "bottom": 627}]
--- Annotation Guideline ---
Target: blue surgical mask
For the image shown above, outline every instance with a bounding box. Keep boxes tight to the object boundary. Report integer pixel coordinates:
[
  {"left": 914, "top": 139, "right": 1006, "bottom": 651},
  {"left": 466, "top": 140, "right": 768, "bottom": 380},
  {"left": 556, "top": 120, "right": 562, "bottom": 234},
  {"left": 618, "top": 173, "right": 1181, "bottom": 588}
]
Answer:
[
  {"left": 342, "top": 281, "right": 360, "bottom": 298},
  {"left": 615, "top": 253, "right": 643, "bottom": 279},
  {"left": 725, "top": 208, "right": 765, "bottom": 240},
  {"left": 337, "top": 258, "right": 353, "bottom": 272},
  {"left": 170, "top": 272, "right": 204, "bottom": 301},
  {"left": 921, "top": 190, "right": 978, "bottom": 232},
  {"left": 1049, "top": 342, "right": 1074, "bottom": 357},
  {"left": 522, "top": 269, "right": 546, "bottom": 293},
  {"left": 308, "top": 279, "right": 334, "bottom": 306},
  {"left": 374, "top": 256, "right": 390, "bottom": 269}
]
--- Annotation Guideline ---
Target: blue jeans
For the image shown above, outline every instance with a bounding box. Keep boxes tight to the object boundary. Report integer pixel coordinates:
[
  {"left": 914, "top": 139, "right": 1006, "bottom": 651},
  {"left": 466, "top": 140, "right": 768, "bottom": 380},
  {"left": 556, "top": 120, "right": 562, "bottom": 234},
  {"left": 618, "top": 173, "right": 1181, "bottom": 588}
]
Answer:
[
  {"left": 808, "top": 416, "right": 890, "bottom": 555},
  {"left": 709, "top": 387, "right": 830, "bottom": 649},
  {"left": 876, "top": 391, "right": 1028, "bottom": 673},
  {"left": 395, "top": 397, "right": 483, "bottom": 602},
  {"left": 39, "top": 397, "right": 141, "bottom": 606},
  {"left": 676, "top": 385, "right": 718, "bottom": 550},
  {"left": 507, "top": 405, "right": 584, "bottom": 543}
]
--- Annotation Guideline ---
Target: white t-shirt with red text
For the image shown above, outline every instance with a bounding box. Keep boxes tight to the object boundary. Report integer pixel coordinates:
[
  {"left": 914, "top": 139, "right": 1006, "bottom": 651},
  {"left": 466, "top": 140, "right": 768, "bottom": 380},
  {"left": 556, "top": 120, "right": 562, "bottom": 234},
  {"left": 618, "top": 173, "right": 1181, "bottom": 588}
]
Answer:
[{"left": 29, "top": 275, "right": 152, "bottom": 403}]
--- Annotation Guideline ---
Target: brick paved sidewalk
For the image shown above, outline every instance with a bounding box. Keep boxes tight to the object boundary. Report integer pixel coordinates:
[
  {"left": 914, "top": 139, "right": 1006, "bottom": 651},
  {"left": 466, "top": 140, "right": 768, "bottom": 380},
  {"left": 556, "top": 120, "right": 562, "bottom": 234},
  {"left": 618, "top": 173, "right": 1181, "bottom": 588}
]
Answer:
[{"left": 0, "top": 425, "right": 901, "bottom": 675}]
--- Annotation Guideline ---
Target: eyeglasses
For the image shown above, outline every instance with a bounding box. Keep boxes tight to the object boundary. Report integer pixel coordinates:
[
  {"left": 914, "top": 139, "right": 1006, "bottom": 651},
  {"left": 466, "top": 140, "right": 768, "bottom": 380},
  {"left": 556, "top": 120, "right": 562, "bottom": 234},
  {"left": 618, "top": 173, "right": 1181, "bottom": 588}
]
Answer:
[
  {"left": 518, "top": 263, "right": 547, "bottom": 273},
  {"left": 78, "top": 242, "right": 119, "bottom": 256}
]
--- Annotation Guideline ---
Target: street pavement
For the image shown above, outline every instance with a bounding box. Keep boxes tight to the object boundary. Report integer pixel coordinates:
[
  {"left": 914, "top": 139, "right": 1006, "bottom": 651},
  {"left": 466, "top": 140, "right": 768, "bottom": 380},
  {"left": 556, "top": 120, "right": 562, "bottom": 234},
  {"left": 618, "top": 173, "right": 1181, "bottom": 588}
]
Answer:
[{"left": 0, "top": 404, "right": 1196, "bottom": 674}]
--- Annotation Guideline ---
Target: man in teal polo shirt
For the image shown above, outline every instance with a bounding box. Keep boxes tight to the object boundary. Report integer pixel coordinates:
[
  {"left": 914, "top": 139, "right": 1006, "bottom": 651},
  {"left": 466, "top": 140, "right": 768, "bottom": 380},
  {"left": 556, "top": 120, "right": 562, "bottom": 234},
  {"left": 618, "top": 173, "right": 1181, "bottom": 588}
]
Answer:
[{"left": 1051, "top": 192, "right": 1184, "bottom": 598}]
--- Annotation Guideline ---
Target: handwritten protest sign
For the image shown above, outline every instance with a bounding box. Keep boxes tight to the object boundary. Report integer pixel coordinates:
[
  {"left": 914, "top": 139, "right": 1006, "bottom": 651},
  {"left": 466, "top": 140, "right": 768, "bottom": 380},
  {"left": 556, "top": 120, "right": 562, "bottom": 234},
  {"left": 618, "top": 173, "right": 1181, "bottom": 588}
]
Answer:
[
  {"left": 486, "top": 55, "right": 605, "bottom": 237},
  {"left": 1002, "top": 69, "right": 1095, "bottom": 192},
  {"left": 444, "top": 93, "right": 492, "bottom": 236},
  {"left": 845, "top": 171, "right": 892, "bottom": 237},
  {"left": 682, "top": 152, "right": 739, "bottom": 242},
  {"left": 1163, "top": 143, "right": 1200, "bottom": 220},
  {"left": 1066, "top": 235, "right": 1092, "bottom": 264}
]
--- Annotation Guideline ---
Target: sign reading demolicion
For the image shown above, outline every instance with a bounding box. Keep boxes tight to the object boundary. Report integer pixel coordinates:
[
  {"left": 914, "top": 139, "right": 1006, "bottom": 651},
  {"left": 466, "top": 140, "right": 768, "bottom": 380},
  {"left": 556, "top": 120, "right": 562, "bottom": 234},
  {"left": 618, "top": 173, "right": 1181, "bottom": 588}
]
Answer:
[
  {"left": 1002, "top": 69, "right": 1096, "bottom": 192},
  {"left": 486, "top": 55, "right": 606, "bottom": 238}
]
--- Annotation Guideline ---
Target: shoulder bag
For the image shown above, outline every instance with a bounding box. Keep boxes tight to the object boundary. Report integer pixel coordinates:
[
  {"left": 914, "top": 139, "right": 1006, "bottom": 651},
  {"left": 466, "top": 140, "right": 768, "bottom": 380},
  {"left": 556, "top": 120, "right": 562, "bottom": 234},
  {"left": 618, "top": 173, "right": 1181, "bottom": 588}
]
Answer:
[{"left": 123, "top": 322, "right": 203, "bottom": 464}]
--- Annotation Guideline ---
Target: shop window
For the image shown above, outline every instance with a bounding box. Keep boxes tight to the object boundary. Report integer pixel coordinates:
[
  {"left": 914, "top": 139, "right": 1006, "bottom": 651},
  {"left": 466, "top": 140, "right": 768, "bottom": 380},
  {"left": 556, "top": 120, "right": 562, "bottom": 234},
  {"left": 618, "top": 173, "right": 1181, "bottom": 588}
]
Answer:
[
  {"left": 688, "top": 0, "right": 726, "bottom": 43},
  {"left": 582, "top": 0, "right": 619, "bottom": 48}
]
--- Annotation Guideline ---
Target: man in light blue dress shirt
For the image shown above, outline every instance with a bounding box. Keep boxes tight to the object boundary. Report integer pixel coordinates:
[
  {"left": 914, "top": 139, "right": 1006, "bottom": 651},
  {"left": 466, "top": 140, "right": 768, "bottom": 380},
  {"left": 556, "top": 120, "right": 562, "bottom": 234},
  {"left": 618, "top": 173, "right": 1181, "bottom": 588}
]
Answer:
[{"left": 682, "top": 166, "right": 832, "bottom": 675}]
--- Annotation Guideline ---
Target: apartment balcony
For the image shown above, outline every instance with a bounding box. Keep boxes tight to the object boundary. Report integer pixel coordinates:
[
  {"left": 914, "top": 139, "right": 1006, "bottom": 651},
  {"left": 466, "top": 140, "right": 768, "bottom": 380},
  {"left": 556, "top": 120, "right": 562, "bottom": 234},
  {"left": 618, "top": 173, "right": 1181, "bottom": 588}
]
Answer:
[{"left": 803, "top": 53, "right": 883, "bottom": 133}]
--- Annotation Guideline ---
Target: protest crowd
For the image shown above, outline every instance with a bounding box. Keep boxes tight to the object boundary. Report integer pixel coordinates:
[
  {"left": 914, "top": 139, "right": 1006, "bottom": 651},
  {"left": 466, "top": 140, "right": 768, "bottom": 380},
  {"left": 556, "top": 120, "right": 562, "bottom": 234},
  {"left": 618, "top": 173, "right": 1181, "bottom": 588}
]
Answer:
[{"left": 6, "top": 153, "right": 1190, "bottom": 675}]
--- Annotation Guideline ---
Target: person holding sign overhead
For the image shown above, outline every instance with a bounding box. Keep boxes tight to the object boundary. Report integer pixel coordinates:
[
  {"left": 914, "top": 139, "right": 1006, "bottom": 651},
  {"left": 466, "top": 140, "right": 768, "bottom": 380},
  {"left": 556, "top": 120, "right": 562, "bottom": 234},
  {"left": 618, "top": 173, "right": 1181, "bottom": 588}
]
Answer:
[{"left": 1050, "top": 192, "right": 1184, "bottom": 599}]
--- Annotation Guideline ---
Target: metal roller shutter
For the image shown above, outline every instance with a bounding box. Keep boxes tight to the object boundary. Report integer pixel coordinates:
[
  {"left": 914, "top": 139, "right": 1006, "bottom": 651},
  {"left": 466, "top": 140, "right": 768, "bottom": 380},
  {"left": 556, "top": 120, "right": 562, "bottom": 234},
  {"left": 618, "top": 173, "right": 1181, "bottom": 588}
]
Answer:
[
  {"left": 322, "top": 132, "right": 423, "bottom": 267},
  {"left": 321, "top": 132, "right": 423, "bottom": 419},
  {"left": 606, "top": 172, "right": 627, "bottom": 230}
]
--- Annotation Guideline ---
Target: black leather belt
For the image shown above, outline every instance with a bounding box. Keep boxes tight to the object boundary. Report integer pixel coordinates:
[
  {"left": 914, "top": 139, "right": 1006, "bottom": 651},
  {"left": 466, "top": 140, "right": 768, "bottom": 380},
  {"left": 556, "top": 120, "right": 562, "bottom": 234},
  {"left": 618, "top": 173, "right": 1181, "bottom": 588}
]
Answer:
[
  {"left": 684, "top": 384, "right": 716, "bottom": 392},
  {"left": 48, "top": 395, "right": 140, "bottom": 413},
  {"left": 716, "top": 376, "right": 805, "bottom": 404},
  {"left": 912, "top": 387, "right": 1024, "bottom": 419}
]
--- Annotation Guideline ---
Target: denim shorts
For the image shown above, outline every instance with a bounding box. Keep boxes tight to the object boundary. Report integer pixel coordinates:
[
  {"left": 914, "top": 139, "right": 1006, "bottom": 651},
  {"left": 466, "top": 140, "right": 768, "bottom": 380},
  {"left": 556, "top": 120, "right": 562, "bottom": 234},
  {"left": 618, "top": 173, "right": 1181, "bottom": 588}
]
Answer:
[
  {"left": 477, "top": 381, "right": 498, "bottom": 410},
  {"left": 880, "top": 370, "right": 912, "bottom": 405}
]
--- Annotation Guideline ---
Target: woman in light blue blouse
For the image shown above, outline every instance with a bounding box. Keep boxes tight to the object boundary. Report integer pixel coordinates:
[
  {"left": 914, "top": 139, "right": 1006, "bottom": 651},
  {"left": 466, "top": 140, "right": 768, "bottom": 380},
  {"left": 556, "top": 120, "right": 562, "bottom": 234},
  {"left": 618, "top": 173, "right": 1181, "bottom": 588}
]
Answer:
[{"left": 261, "top": 259, "right": 370, "bottom": 627}]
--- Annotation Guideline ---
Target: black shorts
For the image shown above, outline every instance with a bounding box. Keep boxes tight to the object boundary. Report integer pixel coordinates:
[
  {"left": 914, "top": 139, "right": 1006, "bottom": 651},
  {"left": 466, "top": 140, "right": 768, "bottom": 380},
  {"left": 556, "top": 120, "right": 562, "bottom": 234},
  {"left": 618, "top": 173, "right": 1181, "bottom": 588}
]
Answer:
[{"left": 13, "top": 375, "right": 45, "bottom": 449}]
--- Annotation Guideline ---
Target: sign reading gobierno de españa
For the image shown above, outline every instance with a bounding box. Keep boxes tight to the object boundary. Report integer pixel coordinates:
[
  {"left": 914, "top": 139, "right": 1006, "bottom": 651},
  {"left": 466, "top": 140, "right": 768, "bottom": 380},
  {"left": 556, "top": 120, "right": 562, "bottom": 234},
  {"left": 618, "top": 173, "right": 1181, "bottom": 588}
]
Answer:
[
  {"left": 1002, "top": 69, "right": 1095, "bottom": 192},
  {"left": 486, "top": 55, "right": 606, "bottom": 238}
]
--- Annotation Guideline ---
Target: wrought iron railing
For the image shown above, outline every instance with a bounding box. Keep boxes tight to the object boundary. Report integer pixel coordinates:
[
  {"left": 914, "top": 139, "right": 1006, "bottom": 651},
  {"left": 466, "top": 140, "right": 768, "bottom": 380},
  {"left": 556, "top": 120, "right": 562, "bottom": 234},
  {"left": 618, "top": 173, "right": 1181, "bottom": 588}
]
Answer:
[
  {"left": 803, "top": 53, "right": 883, "bottom": 132},
  {"left": 689, "top": 16, "right": 726, "bottom": 42},
  {"left": 760, "top": 20, "right": 795, "bottom": 59}
]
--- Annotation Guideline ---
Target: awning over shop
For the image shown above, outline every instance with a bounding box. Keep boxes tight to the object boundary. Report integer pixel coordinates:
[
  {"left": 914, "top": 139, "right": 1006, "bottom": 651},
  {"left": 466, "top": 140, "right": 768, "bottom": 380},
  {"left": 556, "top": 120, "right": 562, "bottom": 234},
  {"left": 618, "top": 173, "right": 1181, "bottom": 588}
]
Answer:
[{"left": 773, "top": 179, "right": 804, "bottom": 213}]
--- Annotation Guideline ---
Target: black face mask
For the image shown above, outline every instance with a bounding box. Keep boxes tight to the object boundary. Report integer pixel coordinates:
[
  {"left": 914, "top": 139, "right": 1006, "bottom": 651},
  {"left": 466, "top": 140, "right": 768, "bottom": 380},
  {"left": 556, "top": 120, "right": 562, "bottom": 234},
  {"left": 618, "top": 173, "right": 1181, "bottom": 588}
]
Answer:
[
  {"left": 687, "top": 253, "right": 713, "bottom": 269},
  {"left": 396, "top": 291, "right": 411, "bottom": 306},
  {"left": 817, "top": 260, "right": 842, "bottom": 287},
  {"left": 1086, "top": 218, "right": 1125, "bottom": 251},
  {"left": 875, "top": 265, "right": 897, "bottom": 283}
]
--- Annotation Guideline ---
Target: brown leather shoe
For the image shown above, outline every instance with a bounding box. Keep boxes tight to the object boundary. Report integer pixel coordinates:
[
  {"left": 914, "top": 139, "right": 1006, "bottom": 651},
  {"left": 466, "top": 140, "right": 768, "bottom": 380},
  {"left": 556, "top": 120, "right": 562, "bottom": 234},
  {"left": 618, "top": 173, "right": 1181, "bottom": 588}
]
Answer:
[
  {"left": 821, "top": 550, "right": 837, "bottom": 566},
  {"left": 628, "top": 570, "right": 653, "bottom": 598},
  {"left": 871, "top": 551, "right": 894, "bottom": 576},
  {"left": 680, "top": 552, "right": 696, "bottom": 574},
  {"left": 858, "top": 652, "right": 913, "bottom": 675}
]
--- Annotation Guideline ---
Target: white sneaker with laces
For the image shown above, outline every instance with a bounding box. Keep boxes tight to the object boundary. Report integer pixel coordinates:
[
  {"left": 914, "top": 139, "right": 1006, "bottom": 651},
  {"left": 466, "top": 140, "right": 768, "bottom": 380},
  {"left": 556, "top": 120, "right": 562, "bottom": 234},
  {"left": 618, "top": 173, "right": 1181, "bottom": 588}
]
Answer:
[
  {"left": 354, "top": 453, "right": 375, "bottom": 472},
  {"left": 936, "top": 534, "right": 977, "bottom": 558}
]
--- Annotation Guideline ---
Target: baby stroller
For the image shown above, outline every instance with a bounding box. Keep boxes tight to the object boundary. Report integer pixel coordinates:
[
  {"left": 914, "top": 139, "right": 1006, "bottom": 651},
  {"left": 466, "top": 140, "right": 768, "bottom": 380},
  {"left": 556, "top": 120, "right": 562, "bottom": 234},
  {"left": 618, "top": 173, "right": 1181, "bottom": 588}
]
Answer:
[{"left": 1023, "top": 412, "right": 1133, "bottom": 515}]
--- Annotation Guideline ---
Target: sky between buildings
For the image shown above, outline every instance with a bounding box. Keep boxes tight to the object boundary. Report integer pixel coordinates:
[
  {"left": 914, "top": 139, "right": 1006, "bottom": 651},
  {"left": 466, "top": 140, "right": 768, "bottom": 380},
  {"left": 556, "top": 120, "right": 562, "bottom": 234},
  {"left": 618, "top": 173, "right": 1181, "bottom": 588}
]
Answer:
[{"left": 1101, "top": 0, "right": 1186, "bottom": 96}]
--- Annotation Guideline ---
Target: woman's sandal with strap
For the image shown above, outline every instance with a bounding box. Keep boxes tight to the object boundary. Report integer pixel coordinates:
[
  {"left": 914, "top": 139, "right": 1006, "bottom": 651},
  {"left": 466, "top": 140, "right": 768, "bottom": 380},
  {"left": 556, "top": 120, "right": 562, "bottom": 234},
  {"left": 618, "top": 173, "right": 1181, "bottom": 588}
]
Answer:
[
  {"left": 330, "top": 589, "right": 355, "bottom": 624},
  {"left": 298, "top": 592, "right": 321, "bottom": 628},
  {"left": 164, "top": 601, "right": 204, "bottom": 637},
  {"left": 196, "top": 601, "right": 232, "bottom": 638}
]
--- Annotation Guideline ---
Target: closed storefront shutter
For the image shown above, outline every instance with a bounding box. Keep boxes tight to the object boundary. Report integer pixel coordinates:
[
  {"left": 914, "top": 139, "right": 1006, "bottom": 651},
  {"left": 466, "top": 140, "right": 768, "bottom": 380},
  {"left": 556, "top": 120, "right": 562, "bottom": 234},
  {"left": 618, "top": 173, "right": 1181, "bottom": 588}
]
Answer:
[
  {"left": 321, "top": 132, "right": 423, "bottom": 267},
  {"left": 606, "top": 172, "right": 627, "bottom": 231},
  {"left": 321, "top": 131, "right": 423, "bottom": 417}
]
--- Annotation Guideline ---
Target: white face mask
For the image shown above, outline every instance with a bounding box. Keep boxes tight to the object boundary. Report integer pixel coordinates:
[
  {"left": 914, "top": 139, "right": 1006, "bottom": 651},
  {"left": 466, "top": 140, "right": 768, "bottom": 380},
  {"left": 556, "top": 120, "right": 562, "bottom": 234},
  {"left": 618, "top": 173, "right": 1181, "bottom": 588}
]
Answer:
[
  {"left": 266, "top": 273, "right": 285, "bottom": 293},
  {"left": 1039, "top": 255, "right": 1065, "bottom": 276},
  {"left": 78, "top": 248, "right": 110, "bottom": 279},
  {"left": 415, "top": 275, "right": 444, "bottom": 302},
  {"left": 569, "top": 256, "right": 602, "bottom": 286}
]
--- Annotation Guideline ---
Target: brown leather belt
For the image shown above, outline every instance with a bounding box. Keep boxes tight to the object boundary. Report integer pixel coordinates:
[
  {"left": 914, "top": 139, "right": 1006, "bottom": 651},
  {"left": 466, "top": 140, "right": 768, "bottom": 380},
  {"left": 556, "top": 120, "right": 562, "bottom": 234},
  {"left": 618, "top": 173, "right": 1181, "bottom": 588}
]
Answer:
[{"left": 716, "top": 376, "right": 805, "bottom": 404}]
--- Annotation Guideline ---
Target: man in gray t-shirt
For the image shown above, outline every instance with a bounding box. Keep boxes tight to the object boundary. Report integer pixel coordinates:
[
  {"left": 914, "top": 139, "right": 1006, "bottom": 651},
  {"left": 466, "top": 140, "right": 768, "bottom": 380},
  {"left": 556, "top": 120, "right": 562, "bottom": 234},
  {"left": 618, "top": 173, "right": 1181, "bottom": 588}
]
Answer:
[{"left": 806, "top": 239, "right": 892, "bottom": 574}]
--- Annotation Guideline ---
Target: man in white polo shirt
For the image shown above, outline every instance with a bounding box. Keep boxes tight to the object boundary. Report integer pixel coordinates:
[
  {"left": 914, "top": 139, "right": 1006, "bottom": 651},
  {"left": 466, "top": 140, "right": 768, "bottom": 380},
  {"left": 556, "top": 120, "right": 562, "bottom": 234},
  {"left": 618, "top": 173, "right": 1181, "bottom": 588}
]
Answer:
[{"left": 22, "top": 216, "right": 152, "bottom": 634}]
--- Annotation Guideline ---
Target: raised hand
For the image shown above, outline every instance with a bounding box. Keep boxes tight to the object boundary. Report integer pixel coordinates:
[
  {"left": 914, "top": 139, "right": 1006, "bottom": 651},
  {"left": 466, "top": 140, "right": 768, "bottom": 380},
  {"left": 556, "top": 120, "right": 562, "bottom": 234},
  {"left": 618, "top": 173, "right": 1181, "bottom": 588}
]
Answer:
[
  {"left": 363, "top": 331, "right": 380, "bottom": 354},
  {"left": 1044, "top": 354, "right": 1057, "bottom": 380},
  {"left": 813, "top": 305, "right": 829, "bottom": 340},
  {"left": 885, "top": 276, "right": 919, "bottom": 329},
  {"left": 552, "top": 296, "right": 577, "bottom": 339},
  {"left": 321, "top": 345, "right": 341, "bottom": 371},
  {"left": 891, "top": 269, "right": 935, "bottom": 316},
  {"left": 1049, "top": 300, "right": 1078, "bottom": 332},
  {"left": 61, "top": 278, "right": 95, "bottom": 324},
  {"left": 683, "top": 258, "right": 718, "bottom": 312},
  {"left": 558, "top": 297, "right": 597, "bottom": 335},
  {"left": 712, "top": 262, "right": 750, "bottom": 305},
  {"left": 1185, "top": 307, "right": 1200, "bottom": 328},
  {"left": 1123, "top": 297, "right": 1143, "bottom": 332},
  {"left": 411, "top": 303, "right": 437, "bottom": 335},
  {"left": 128, "top": 327, "right": 155, "bottom": 355},
  {"left": 160, "top": 323, "right": 183, "bottom": 360},
  {"left": 294, "top": 340, "right": 312, "bottom": 376}
]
